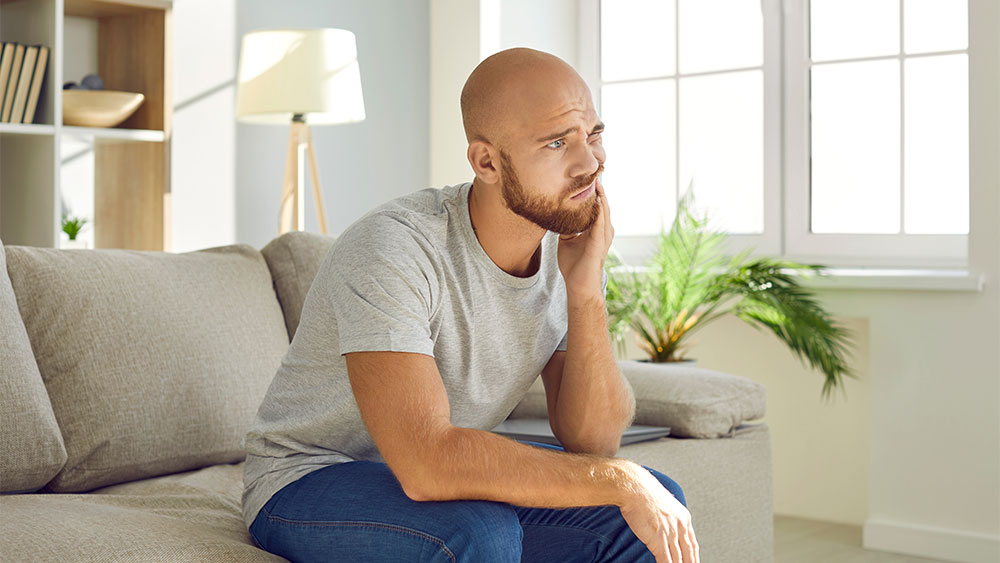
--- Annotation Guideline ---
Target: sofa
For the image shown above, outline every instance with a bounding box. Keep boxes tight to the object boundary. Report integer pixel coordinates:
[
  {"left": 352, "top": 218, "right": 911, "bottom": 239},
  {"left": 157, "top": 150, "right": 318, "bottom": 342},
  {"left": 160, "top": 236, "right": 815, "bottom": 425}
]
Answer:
[{"left": 0, "top": 231, "right": 773, "bottom": 562}]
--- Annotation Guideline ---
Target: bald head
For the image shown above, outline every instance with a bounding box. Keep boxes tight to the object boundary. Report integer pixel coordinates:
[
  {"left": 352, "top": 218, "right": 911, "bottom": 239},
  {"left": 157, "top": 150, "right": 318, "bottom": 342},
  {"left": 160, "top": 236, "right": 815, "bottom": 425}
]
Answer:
[{"left": 460, "top": 48, "right": 589, "bottom": 146}]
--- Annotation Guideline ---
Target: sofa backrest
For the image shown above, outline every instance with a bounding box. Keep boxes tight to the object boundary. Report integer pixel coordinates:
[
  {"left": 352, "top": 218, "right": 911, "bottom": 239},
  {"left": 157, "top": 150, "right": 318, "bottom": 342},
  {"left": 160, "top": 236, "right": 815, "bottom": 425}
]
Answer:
[
  {"left": 260, "top": 231, "right": 336, "bottom": 341},
  {"left": 0, "top": 240, "right": 67, "bottom": 493},
  {"left": 3, "top": 243, "right": 289, "bottom": 493}
]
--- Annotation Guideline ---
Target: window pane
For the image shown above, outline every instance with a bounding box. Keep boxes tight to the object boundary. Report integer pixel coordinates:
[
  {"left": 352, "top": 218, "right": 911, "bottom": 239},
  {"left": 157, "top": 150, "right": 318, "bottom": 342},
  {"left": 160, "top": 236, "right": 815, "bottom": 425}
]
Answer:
[
  {"left": 904, "top": 0, "right": 968, "bottom": 54},
  {"left": 811, "top": 60, "right": 900, "bottom": 234},
  {"left": 601, "top": 0, "right": 675, "bottom": 81},
  {"left": 600, "top": 80, "right": 676, "bottom": 236},
  {"left": 679, "top": 0, "right": 762, "bottom": 74},
  {"left": 810, "top": 0, "right": 898, "bottom": 62},
  {"left": 904, "top": 54, "right": 969, "bottom": 234},
  {"left": 679, "top": 71, "right": 763, "bottom": 234}
]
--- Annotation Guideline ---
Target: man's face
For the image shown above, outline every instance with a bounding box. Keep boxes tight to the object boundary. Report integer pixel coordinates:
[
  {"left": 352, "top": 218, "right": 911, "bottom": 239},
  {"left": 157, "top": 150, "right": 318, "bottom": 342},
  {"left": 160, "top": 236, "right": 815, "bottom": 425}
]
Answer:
[
  {"left": 499, "top": 149, "right": 603, "bottom": 235},
  {"left": 496, "top": 77, "right": 607, "bottom": 236}
]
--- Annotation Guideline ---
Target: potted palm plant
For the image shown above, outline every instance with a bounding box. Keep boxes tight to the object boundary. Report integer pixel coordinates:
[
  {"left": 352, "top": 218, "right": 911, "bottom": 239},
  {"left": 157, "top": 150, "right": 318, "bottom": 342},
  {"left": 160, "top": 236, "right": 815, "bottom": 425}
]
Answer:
[{"left": 605, "top": 189, "right": 858, "bottom": 401}]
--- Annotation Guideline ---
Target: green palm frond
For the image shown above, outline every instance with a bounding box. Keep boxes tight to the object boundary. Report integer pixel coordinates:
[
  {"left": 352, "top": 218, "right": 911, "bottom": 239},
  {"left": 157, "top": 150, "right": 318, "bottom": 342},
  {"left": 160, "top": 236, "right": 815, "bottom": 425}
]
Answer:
[{"left": 604, "top": 184, "right": 859, "bottom": 401}]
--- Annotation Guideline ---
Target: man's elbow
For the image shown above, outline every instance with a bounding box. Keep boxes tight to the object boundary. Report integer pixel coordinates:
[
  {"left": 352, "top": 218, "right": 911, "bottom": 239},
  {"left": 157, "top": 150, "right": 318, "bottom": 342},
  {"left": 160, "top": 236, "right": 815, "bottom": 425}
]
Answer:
[
  {"left": 392, "top": 426, "right": 458, "bottom": 502},
  {"left": 560, "top": 433, "right": 621, "bottom": 458},
  {"left": 399, "top": 478, "right": 436, "bottom": 502}
]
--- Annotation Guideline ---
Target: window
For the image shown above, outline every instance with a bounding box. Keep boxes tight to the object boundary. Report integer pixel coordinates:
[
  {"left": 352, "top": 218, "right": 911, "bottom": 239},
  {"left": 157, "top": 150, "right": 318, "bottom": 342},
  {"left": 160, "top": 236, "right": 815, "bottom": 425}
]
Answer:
[{"left": 583, "top": 0, "right": 970, "bottom": 268}]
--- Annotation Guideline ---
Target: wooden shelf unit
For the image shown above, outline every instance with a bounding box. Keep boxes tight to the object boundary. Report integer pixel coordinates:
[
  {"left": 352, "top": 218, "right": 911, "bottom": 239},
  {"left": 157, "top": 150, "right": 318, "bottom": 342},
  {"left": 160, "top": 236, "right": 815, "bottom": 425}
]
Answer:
[{"left": 0, "top": 0, "right": 172, "bottom": 250}]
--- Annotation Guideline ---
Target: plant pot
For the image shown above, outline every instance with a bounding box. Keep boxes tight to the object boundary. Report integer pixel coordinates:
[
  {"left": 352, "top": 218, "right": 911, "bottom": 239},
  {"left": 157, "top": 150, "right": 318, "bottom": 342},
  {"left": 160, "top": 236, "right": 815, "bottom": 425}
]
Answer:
[{"left": 61, "top": 239, "right": 89, "bottom": 250}]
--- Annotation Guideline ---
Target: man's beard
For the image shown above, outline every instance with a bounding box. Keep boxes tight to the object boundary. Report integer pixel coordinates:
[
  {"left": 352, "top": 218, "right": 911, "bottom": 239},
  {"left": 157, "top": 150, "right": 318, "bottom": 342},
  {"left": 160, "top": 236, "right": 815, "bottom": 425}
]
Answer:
[{"left": 498, "top": 150, "right": 603, "bottom": 235}]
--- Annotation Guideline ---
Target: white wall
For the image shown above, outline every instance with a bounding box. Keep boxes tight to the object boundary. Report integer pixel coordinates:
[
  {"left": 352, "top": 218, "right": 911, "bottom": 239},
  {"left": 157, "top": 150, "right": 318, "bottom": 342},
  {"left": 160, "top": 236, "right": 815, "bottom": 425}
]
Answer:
[
  {"left": 429, "top": 2, "right": 1000, "bottom": 562},
  {"left": 171, "top": 0, "right": 238, "bottom": 253},
  {"left": 429, "top": 0, "right": 579, "bottom": 188},
  {"left": 170, "top": 0, "right": 430, "bottom": 252},
  {"left": 235, "top": 0, "right": 430, "bottom": 249}
]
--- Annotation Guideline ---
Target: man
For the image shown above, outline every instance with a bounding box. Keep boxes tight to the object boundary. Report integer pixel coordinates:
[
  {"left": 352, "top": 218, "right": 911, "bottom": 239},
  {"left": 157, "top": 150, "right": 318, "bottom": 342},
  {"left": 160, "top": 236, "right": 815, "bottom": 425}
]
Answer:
[{"left": 242, "top": 48, "right": 700, "bottom": 563}]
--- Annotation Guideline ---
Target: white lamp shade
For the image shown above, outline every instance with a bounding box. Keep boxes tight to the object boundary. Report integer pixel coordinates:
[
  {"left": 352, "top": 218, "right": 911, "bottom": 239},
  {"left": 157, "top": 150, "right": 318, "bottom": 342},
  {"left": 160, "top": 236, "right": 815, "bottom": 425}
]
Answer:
[{"left": 236, "top": 28, "right": 366, "bottom": 125}]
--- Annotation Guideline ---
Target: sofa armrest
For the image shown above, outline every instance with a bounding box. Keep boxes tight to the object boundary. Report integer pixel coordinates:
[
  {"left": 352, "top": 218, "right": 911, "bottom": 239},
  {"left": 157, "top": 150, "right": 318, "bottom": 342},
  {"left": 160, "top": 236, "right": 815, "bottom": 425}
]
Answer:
[{"left": 509, "top": 360, "right": 767, "bottom": 439}]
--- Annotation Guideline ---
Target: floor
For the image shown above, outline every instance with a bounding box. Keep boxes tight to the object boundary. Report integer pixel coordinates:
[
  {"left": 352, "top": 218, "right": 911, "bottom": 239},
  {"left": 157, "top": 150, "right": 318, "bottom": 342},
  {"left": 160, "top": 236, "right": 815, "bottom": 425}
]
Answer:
[{"left": 775, "top": 515, "right": 955, "bottom": 563}]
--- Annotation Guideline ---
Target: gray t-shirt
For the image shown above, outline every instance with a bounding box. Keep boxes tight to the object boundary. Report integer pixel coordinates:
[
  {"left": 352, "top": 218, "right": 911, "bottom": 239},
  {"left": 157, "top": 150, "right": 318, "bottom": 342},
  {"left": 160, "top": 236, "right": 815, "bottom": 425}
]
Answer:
[{"left": 241, "top": 182, "right": 583, "bottom": 528}]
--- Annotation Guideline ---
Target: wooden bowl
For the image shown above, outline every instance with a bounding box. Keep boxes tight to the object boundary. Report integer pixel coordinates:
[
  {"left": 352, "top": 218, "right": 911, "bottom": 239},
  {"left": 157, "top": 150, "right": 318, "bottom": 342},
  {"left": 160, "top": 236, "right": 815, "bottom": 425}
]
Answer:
[{"left": 63, "top": 90, "right": 145, "bottom": 128}]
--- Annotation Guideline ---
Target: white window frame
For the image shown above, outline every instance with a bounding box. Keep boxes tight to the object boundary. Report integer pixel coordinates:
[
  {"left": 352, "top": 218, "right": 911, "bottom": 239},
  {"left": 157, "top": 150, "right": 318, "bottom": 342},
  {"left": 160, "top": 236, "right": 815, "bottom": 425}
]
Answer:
[{"left": 580, "top": 0, "right": 971, "bottom": 269}]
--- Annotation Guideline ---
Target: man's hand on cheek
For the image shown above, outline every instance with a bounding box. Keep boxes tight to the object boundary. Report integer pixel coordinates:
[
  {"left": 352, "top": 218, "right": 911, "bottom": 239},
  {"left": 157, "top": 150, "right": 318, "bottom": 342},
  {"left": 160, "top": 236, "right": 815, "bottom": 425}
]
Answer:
[{"left": 557, "top": 179, "right": 614, "bottom": 302}]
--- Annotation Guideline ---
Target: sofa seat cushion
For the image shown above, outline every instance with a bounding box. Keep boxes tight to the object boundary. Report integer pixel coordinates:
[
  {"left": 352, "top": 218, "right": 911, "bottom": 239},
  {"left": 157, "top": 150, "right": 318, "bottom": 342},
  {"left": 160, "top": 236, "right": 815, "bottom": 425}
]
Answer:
[
  {"left": 260, "top": 231, "right": 336, "bottom": 340},
  {"left": 510, "top": 360, "right": 767, "bottom": 438},
  {"left": 4, "top": 244, "right": 290, "bottom": 492},
  {"left": 0, "top": 462, "right": 286, "bottom": 562},
  {"left": 0, "top": 239, "right": 67, "bottom": 493}
]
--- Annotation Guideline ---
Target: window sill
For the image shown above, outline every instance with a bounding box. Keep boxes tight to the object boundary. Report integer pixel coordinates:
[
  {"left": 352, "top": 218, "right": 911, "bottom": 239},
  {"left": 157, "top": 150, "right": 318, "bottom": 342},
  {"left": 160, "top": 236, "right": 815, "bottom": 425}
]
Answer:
[
  {"left": 608, "top": 265, "right": 987, "bottom": 292},
  {"left": 787, "top": 268, "right": 986, "bottom": 292}
]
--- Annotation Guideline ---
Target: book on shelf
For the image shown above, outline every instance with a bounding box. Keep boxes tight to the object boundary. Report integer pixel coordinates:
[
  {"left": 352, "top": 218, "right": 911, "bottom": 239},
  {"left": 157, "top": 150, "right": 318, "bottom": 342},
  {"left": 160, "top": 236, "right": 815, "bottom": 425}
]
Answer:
[
  {"left": 0, "top": 42, "right": 16, "bottom": 117},
  {"left": 0, "top": 42, "right": 25, "bottom": 122},
  {"left": 0, "top": 42, "right": 49, "bottom": 125},
  {"left": 21, "top": 45, "right": 49, "bottom": 124},
  {"left": 8, "top": 44, "right": 39, "bottom": 123}
]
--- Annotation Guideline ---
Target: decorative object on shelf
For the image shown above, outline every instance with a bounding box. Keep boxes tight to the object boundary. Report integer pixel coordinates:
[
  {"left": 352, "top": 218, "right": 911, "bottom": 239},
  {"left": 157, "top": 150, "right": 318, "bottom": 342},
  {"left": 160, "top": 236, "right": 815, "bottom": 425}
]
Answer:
[
  {"left": 235, "top": 28, "right": 366, "bottom": 235},
  {"left": 62, "top": 90, "right": 144, "bottom": 128},
  {"left": 61, "top": 214, "right": 89, "bottom": 250},
  {"left": 604, "top": 185, "right": 858, "bottom": 401},
  {"left": 64, "top": 73, "right": 104, "bottom": 90}
]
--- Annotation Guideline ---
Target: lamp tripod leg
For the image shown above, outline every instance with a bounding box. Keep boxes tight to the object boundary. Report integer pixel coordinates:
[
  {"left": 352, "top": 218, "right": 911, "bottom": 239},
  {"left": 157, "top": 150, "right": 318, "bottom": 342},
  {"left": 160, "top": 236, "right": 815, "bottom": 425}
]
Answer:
[
  {"left": 304, "top": 125, "right": 329, "bottom": 235},
  {"left": 279, "top": 123, "right": 303, "bottom": 234}
]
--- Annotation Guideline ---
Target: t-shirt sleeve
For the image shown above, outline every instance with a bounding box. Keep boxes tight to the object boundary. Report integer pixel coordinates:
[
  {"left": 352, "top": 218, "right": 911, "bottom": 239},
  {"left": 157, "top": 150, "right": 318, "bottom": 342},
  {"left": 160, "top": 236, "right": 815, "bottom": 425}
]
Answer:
[
  {"left": 326, "top": 214, "right": 438, "bottom": 357},
  {"left": 555, "top": 269, "right": 609, "bottom": 352}
]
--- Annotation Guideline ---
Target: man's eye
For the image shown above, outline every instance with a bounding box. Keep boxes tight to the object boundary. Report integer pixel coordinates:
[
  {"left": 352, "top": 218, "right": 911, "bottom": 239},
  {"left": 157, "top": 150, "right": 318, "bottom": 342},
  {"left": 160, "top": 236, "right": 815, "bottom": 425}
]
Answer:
[{"left": 546, "top": 139, "right": 565, "bottom": 149}]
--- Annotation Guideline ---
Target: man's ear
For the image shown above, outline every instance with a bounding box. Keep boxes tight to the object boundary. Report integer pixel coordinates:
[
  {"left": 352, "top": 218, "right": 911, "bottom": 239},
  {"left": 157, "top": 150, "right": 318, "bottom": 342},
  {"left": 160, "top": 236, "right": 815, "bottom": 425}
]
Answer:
[{"left": 467, "top": 140, "right": 500, "bottom": 185}]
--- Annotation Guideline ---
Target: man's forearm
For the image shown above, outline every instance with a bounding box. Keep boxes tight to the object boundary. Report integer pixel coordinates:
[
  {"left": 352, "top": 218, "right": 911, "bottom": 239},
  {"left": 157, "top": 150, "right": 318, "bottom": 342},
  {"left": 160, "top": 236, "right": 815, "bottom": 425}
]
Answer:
[
  {"left": 407, "top": 425, "right": 642, "bottom": 508},
  {"left": 556, "top": 293, "right": 635, "bottom": 455}
]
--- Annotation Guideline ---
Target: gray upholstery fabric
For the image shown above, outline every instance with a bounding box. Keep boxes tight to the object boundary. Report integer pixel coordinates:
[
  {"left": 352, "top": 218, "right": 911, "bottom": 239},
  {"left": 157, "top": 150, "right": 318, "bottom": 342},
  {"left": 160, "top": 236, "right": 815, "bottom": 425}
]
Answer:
[
  {"left": 0, "top": 240, "right": 67, "bottom": 493},
  {"left": 4, "top": 244, "right": 289, "bottom": 493},
  {"left": 260, "top": 231, "right": 336, "bottom": 341},
  {"left": 0, "top": 462, "right": 287, "bottom": 562},
  {"left": 619, "top": 423, "right": 773, "bottom": 563},
  {"left": 511, "top": 359, "right": 767, "bottom": 438}
]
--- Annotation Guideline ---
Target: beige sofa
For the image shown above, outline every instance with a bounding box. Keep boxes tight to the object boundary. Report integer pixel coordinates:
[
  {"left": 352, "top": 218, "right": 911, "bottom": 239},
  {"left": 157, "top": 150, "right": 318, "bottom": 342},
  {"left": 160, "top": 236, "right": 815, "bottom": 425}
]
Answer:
[{"left": 0, "top": 231, "right": 773, "bottom": 562}]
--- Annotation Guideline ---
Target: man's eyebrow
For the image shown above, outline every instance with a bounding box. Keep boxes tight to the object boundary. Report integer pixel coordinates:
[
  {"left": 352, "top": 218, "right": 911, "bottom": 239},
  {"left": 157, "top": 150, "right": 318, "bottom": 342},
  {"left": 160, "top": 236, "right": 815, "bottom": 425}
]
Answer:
[{"left": 535, "top": 122, "right": 605, "bottom": 143}]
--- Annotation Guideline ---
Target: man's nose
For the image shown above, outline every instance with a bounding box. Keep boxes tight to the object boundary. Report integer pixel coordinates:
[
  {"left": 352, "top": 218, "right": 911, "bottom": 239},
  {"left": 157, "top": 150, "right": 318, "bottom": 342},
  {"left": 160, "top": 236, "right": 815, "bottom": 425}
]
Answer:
[{"left": 568, "top": 141, "right": 602, "bottom": 178}]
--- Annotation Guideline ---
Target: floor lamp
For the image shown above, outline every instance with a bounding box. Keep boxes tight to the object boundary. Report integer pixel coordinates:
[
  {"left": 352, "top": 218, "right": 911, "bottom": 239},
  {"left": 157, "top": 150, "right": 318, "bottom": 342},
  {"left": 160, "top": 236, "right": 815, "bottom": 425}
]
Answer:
[{"left": 235, "top": 29, "right": 366, "bottom": 235}]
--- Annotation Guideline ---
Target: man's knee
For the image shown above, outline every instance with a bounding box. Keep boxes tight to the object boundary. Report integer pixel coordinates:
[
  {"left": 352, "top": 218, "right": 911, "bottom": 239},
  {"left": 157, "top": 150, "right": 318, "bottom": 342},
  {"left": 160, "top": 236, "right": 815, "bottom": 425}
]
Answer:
[
  {"left": 642, "top": 466, "right": 687, "bottom": 508},
  {"left": 428, "top": 500, "right": 521, "bottom": 562}
]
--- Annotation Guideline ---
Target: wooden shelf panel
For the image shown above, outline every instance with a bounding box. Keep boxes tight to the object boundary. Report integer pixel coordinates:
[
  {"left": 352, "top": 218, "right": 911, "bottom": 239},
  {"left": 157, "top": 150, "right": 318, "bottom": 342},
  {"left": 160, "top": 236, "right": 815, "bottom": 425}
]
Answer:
[{"left": 65, "top": 0, "right": 171, "bottom": 18}]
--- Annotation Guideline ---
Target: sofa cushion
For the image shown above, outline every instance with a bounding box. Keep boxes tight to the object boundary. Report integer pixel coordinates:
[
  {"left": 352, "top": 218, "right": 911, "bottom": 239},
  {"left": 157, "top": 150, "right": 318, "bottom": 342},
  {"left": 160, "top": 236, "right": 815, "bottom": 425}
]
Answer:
[
  {"left": 0, "top": 462, "right": 287, "bottom": 562},
  {"left": 260, "top": 231, "right": 336, "bottom": 340},
  {"left": 4, "top": 244, "right": 289, "bottom": 492},
  {"left": 510, "top": 360, "right": 767, "bottom": 438},
  {"left": 0, "top": 240, "right": 67, "bottom": 493}
]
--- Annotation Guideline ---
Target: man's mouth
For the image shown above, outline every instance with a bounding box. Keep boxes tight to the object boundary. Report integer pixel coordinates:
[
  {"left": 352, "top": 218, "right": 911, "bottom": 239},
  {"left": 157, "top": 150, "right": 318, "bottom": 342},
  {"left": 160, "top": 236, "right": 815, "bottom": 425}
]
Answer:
[{"left": 570, "top": 179, "right": 596, "bottom": 200}]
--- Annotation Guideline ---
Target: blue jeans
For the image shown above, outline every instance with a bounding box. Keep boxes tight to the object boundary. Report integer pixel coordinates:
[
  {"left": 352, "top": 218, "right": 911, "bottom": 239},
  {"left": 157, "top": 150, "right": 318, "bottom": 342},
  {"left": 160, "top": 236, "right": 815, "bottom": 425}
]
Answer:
[{"left": 248, "top": 441, "right": 687, "bottom": 562}]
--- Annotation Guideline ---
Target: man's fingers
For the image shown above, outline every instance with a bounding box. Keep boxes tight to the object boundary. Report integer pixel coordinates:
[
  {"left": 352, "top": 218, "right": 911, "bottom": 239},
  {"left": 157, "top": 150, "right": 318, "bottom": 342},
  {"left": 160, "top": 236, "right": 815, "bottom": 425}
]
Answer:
[
  {"left": 596, "top": 179, "right": 613, "bottom": 243},
  {"left": 668, "top": 528, "right": 683, "bottom": 563},
  {"left": 689, "top": 527, "right": 700, "bottom": 563},
  {"left": 677, "top": 525, "right": 697, "bottom": 563}
]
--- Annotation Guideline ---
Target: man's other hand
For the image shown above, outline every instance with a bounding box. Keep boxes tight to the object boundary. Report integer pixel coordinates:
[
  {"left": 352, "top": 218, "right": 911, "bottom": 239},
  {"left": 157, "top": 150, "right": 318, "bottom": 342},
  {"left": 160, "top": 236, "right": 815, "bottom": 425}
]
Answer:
[
  {"left": 557, "top": 179, "right": 614, "bottom": 300},
  {"left": 618, "top": 462, "right": 701, "bottom": 563}
]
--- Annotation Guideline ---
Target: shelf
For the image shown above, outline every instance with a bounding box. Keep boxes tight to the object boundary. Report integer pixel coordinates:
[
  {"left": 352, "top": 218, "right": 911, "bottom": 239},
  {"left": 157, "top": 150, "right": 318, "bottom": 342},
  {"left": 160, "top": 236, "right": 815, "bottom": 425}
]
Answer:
[
  {"left": 63, "top": 125, "right": 165, "bottom": 142},
  {"left": 64, "top": 0, "right": 171, "bottom": 18},
  {"left": 0, "top": 0, "right": 172, "bottom": 251},
  {"left": 0, "top": 122, "right": 164, "bottom": 141},
  {"left": 0, "top": 123, "right": 57, "bottom": 136}
]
